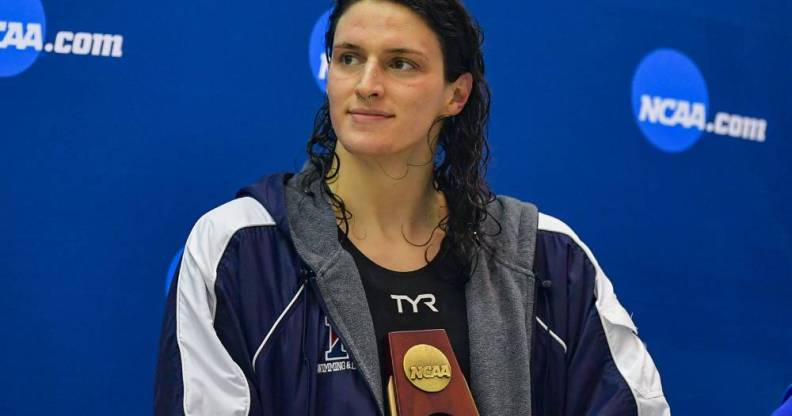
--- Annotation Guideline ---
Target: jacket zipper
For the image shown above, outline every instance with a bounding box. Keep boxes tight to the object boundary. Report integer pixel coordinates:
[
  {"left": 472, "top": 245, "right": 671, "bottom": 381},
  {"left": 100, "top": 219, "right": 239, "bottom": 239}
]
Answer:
[{"left": 300, "top": 264, "right": 386, "bottom": 416}]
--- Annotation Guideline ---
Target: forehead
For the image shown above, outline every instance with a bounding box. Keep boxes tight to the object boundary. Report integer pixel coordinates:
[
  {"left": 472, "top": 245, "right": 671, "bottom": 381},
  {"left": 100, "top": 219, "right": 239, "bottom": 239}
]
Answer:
[{"left": 334, "top": 1, "right": 441, "bottom": 56}]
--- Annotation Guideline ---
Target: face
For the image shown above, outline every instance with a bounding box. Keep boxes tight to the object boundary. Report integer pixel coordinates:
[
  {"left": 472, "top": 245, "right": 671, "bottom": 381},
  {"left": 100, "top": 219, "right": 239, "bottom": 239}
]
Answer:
[{"left": 326, "top": 0, "right": 472, "bottom": 162}]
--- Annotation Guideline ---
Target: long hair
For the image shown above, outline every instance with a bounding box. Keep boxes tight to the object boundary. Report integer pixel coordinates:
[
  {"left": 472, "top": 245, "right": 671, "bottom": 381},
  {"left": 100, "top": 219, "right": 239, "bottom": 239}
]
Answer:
[{"left": 301, "top": 0, "right": 498, "bottom": 281}]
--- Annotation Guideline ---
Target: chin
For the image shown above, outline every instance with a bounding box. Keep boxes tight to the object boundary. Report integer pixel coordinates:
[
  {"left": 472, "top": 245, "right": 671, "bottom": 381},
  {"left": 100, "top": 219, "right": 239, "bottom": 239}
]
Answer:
[{"left": 336, "top": 132, "right": 400, "bottom": 157}]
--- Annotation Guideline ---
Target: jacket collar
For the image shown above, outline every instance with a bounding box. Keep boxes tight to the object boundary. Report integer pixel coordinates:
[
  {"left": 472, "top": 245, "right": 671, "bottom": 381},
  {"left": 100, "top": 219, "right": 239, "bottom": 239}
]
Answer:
[{"left": 283, "top": 168, "right": 386, "bottom": 412}]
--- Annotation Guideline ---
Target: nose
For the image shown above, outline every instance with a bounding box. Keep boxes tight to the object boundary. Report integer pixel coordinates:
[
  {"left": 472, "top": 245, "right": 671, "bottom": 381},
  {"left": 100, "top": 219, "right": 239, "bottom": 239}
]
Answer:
[{"left": 354, "top": 60, "right": 384, "bottom": 102}]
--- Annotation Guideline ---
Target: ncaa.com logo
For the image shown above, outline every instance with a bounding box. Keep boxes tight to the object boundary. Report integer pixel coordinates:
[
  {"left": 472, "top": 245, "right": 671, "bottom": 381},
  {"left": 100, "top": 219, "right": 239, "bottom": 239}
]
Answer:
[
  {"left": 308, "top": 9, "right": 332, "bottom": 92},
  {"left": 1, "top": 0, "right": 124, "bottom": 78},
  {"left": 632, "top": 48, "right": 768, "bottom": 153}
]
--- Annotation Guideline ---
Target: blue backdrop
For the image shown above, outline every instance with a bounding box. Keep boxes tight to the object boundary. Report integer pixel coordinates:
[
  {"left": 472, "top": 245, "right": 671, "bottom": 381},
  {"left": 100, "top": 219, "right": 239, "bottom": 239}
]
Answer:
[{"left": 1, "top": 0, "right": 790, "bottom": 414}]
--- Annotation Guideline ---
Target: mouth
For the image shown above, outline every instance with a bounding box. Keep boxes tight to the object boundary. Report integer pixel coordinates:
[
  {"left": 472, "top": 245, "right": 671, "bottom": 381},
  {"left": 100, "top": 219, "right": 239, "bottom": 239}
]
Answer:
[{"left": 348, "top": 109, "right": 395, "bottom": 123}]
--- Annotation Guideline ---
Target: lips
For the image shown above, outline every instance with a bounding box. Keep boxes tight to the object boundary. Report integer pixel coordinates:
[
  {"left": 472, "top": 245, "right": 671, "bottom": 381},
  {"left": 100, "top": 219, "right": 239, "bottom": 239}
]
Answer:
[{"left": 348, "top": 109, "right": 395, "bottom": 123}]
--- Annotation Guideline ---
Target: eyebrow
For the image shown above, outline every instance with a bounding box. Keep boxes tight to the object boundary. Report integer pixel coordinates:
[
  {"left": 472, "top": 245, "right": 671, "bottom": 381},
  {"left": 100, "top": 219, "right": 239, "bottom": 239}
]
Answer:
[{"left": 332, "top": 42, "right": 426, "bottom": 58}]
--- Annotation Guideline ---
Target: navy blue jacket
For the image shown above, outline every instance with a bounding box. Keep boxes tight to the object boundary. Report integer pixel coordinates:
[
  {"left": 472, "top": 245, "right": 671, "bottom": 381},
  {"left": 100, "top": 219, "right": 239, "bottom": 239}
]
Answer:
[{"left": 155, "top": 171, "right": 669, "bottom": 415}]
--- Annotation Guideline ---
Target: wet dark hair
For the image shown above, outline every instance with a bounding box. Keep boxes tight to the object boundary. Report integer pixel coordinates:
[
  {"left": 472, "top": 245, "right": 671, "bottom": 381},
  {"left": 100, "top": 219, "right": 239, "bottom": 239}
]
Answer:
[{"left": 302, "top": 0, "right": 497, "bottom": 281}]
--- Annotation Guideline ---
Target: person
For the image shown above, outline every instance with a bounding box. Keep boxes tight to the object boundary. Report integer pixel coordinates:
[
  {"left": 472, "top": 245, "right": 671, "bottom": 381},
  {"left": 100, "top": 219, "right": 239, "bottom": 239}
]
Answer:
[{"left": 154, "top": 0, "right": 670, "bottom": 414}]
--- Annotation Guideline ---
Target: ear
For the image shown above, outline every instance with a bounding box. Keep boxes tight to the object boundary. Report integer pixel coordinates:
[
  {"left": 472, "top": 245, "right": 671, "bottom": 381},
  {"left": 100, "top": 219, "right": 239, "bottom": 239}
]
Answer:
[{"left": 445, "top": 73, "right": 474, "bottom": 116}]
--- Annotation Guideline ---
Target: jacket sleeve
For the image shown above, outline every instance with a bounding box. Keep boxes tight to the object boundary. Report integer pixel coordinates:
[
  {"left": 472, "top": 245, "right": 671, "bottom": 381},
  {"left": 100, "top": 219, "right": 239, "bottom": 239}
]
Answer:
[
  {"left": 154, "top": 215, "right": 258, "bottom": 416},
  {"left": 533, "top": 214, "right": 670, "bottom": 416}
]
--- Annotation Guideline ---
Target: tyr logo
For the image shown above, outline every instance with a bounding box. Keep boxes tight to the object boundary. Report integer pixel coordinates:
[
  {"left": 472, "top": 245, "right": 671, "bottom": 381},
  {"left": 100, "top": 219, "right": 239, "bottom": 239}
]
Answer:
[{"left": 390, "top": 294, "right": 439, "bottom": 314}]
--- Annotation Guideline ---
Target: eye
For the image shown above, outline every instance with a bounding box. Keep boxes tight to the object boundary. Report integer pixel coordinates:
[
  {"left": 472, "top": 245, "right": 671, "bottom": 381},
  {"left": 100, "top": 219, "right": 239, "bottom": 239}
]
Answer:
[
  {"left": 337, "top": 53, "right": 360, "bottom": 65},
  {"left": 390, "top": 58, "right": 417, "bottom": 71}
]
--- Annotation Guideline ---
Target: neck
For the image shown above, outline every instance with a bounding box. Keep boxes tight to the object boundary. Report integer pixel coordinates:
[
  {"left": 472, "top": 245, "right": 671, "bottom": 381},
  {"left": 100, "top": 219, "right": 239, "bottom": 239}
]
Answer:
[{"left": 328, "top": 145, "right": 446, "bottom": 243}]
